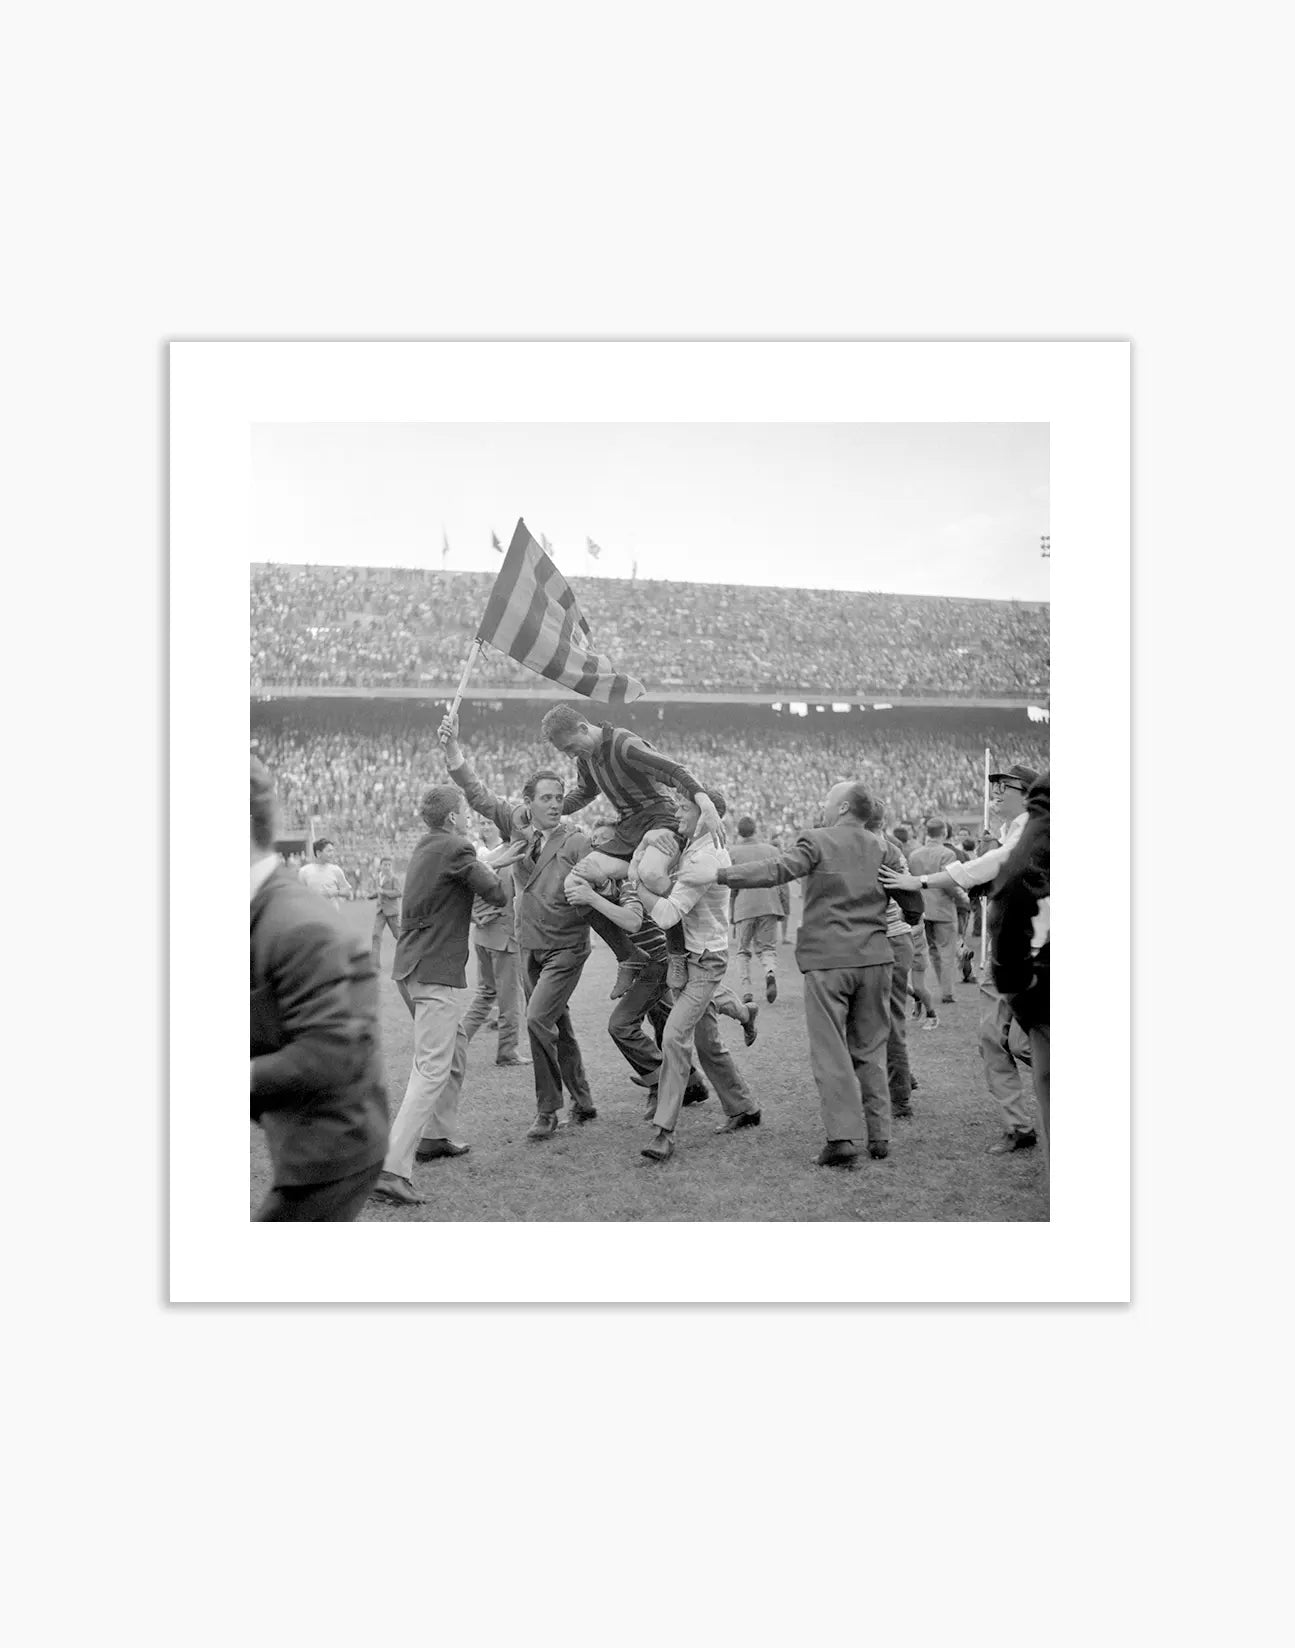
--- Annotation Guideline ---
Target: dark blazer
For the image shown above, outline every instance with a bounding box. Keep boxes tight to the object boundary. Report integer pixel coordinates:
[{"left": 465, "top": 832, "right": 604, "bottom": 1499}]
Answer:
[
  {"left": 251, "top": 867, "right": 390, "bottom": 1188},
  {"left": 722, "top": 822, "right": 901, "bottom": 974},
  {"left": 449, "top": 758, "right": 591, "bottom": 954},
  {"left": 392, "top": 826, "right": 507, "bottom": 989}
]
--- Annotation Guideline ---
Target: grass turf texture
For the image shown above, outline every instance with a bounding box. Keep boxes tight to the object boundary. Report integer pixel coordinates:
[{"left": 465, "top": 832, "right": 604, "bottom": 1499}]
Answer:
[{"left": 251, "top": 905, "right": 1047, "bottom": 1223}]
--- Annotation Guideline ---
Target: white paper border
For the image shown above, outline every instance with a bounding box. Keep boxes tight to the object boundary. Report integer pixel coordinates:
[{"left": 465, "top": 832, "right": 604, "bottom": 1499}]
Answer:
[{"left": 170, "top": 340, "right": 1128, "bottom": 1303}]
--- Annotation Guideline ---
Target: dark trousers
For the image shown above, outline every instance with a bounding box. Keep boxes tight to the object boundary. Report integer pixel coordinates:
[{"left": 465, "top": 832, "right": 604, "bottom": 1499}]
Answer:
[
  {"left": 606, "top": 963, "right": 703, "bottom": 1081},
  {"left": 1030, "top": 1024, "right": 1050, "bottom": 1154},
  {"left": 802, "top": 963, "right": 893, "bottom": 1145},
  {"left": 254, "top": 1160, "right": 384, "bottom": 1222},
  {"left": 887, "top": 930, "right": 914, "bottom": 1110},
  {"left": 522, "top": 946, "right": 592, "bottom": 1114},
  {"left": 372, "top": 907, "right": 400, "bottom": 965}
]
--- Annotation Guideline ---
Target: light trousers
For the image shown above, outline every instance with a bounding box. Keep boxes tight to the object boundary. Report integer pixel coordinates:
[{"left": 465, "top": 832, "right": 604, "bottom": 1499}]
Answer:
[
  {"left": 384, "top": 982, "right": 469, "bottom": 1178},
  {"left": 653, "top": 951, "right": 757, "bottom": 1133},
  {"left": 979, "top": 964, "right": 1034, "bottom": 1132}
]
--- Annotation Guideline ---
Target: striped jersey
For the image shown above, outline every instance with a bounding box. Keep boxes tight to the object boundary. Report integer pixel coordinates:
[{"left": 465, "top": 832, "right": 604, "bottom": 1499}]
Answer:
[{"left": 562, "top": 723, "right": 703, "bottom": 823}]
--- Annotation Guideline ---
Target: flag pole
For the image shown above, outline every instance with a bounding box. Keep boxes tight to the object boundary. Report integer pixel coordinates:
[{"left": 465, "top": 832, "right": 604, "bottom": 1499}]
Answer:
[
  {"left": 446, "top": 638, "right": 484, "bottom": 724},
  {"left": 980, "top": 746, "right": 991, "bottom": 969}
]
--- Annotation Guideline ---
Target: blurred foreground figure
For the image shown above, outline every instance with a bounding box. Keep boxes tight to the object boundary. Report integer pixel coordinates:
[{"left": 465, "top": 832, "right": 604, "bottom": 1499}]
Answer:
[{"left": 250, "top": 757, "right": 389, "bottom": 1221}]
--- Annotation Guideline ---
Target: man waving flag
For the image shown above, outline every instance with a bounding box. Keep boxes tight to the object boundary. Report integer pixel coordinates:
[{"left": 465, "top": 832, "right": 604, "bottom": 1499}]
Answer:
[{"left": 477, "top": 519, "right": 644, "bottom": 704}]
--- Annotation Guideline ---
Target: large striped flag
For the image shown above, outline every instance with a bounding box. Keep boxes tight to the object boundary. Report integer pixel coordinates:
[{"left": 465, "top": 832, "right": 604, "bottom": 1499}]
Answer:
[{"left": 477, "top": 519, "right": 645, "bottom": 704}]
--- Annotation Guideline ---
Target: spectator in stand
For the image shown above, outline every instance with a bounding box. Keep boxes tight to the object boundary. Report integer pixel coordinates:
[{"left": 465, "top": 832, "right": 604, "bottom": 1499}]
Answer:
[
  {"left": 252, "top": 563, "right": 1049, "bottom": 697},
  {"left": 298, "top": 838, "right": 353, "bottom": 907}
]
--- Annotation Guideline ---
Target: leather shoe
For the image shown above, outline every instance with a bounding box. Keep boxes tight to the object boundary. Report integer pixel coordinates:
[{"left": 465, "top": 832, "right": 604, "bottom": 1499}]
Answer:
[
  {"left": 610, "top": 961, "right": 644, "bottom": 1000},
  {"left": 816, "top": 1141, "right": 858, "bottom": 1168},
  {"left": 986, "top": 1128, "right": 1037, "bottom": 1155},
  {"left": 892, "top": 1105, "right": 914, "bottom": 1121},
  {"left": 666, "top": 955, "right": 689, "bottom": 991},
  {"left": 682, "top": 1081, "right": 709, "bottom": 1106},
  {"left": 765, "top": 972, "right": 778, "bottom": 1004},
  {"left": 630, "top": 1070, "right": 661, "bottom": 1089},
  {"left": 371, "top": 1172, "right": 425, "bottom": 1205},
  {"left": 715, "top": 1110, "right": 761, "bottom": 1134},
  {"left": 526, "top": 1112, "right": 560, "bottom": 1140},
  {"left": 641, "top": 1131, "right": 675, "bottom": 1162},
  {"left": 868, "top": 1142, "right": 890, "bottom": 1160},
  {"left": 415, "top": 1139, "right": 470, "bottom": 1161},
  {"left": 742, "top": 1003, "right": 759, "bottom": 1046},
  {"left": 495, "top": 1054, "right": 532, "bottom": 1067},
  {"left": 569, "top": 1105, "right": 598, "bottom": 1125}
]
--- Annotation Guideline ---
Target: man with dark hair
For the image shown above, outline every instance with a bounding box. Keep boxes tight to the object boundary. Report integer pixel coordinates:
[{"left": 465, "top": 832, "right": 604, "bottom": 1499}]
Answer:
[
  {"left": 371, "top": 854, "right": 402, "bottom": 967},
  {"left": 882, "top": 762, "right": 1041, "bottom": 1155},
  {"left": 730, "top": 815, "right": 782, "bottom": 1005},
  {"left": 709, "top": 779, "right": 905, "bottom": 1168},
  {"left": 438, "top": 722, "right": 601, "bottom": 1140},
  {"left": 535, "top": 702, "right": 725, "bottom": 996},
  {"left": 908, "top": 818, "right": 961, "bottom": 1008},
  {"left": 371, "top": 784, "right": 526, "bottom": 1205},
  {"left": 250, "top": 757, "right": 390, "bottom": 1221},
  {"left": 298, "top": 837, "right": 353, "bottom": 907}
]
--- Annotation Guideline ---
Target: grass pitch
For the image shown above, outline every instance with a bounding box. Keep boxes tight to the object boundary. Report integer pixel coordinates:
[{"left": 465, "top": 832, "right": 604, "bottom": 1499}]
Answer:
[{"left": 250, "top": 903, "right": 1048, "bottom": 1223}]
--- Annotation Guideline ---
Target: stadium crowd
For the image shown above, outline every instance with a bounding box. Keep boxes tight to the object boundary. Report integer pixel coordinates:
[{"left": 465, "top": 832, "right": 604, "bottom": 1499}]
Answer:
[
  {"left": 251, "top": 564, "right": 1049, "bottom": 697},
  {"left": 251, "top": 709, "right": 1050, "bottom": 865}
]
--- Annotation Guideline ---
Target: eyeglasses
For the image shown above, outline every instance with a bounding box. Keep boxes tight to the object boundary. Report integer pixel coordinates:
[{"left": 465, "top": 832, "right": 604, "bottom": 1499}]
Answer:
[{"left": 990, "top": 781, "right": 1025, "bottom": 796}]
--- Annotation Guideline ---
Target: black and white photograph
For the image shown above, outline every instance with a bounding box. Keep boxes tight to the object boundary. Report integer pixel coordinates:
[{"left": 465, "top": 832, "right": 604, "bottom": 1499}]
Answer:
[
  {"left": 171, "top": 339, "right": 1128, "bottom": 1303},
  {"left": 249, "top": 423, "right": 1052, "bottom": 1220}
]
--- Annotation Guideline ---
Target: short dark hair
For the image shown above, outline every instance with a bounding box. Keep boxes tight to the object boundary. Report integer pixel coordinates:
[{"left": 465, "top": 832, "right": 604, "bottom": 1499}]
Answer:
[
  {"left": 540, "top": 703, "right": 588, "bottom": 742},
  {"left": 523, "top": 768, "right": 565, "bottom": 801},
  {"left": 418, "top": 785, "right": 463, "bottom": 830},
  {"left": 379, "top": 855, "right": 393, "bottom": 865},
  {"left": 925, "top": 818, "right": 946, "bottom": 838},
  {"left": 893, "top": 824, "right": 910, "bottom": 844},
  {"left": 250, "top": 756, "right": 278, "bottom": 851},
  {"left": 962, "top": 837, "right": 976, "bottom": 853},
  {"left": 737, "top": 816, "right": 756, "bottom": 838},
  {"left": 838, "top": 782, "right": 874, "bottom": 822},
  {"left": 312, "top": 836, "right": 332, "bottom": 858}
]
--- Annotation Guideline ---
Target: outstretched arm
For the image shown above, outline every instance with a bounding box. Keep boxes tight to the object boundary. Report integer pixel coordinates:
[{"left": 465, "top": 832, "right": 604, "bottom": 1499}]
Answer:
[
  {"left": 718, "top": 835, "right": 820, "bottom": 889},
  {"left": 438, "top": 711, "right": 518, "bottom": 838}
]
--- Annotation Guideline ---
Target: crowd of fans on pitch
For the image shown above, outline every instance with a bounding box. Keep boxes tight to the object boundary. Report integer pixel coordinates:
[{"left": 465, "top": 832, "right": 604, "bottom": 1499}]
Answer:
[
  {"left": 251, "top": 564, "right": 1049, "bottom": 697},
  {"left": 251, "top": 713, "right": 1051, "bottom": 869}
]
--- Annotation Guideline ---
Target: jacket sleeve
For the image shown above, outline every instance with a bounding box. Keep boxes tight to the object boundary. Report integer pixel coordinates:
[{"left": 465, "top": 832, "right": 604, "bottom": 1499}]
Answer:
[
  {"left": 448, "top": 757, "right": 517, "bottom": 838},
  {"left": 721, "top": 834, "right": 820, "bottom": 888},
  {"left": 251, "top": 922, "right": 371, "bottom": 1114},
  {"left": 452, "top": 840, "right": 508, "bottom": 907},
  {"left": 883, "top": 839, "right": 925, "bottom": 925},
  {"left": 560, "top": 758, "right": 601, "bottom": 815}
]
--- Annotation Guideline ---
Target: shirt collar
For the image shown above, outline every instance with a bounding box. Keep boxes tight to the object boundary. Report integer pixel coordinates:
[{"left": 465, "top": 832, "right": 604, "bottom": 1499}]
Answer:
[{"left": 250, "top": 854, "right": 279, "bottom": 900}]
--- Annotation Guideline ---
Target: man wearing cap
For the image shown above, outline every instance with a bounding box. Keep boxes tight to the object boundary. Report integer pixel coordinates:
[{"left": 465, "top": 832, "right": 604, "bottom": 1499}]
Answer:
[{"left": 881, "top": 763, "right": 1042, "bottom": 1155}]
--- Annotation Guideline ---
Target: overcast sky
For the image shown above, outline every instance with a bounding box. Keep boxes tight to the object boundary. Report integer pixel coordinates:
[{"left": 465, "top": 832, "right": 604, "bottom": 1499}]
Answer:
[{"left": 252, "top": 423, "right": 1049, "bottom": 601}]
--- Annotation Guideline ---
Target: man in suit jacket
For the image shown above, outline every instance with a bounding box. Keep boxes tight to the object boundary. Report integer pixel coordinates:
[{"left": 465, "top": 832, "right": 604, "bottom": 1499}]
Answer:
[
  {"left": 441, "top": 729, "right": 598, "bottom": 1140},
  {"left": 729, "top": 815, "right": 784, "bottom": 1005},
  {"left": 460, "top": 835, "right": 528, "bottom": 1067},
  {"left": 370, "top": 854, "right": 402, "bottom": 967},
  {"left": 250, "top": 758, "right": 390, "bottom": 1221},
  {"left": 371, "top": 784, "right": 525, "bottom": 1206},
  {"left": 713, "top": 780, "right": 905, "bottom": 1168}
]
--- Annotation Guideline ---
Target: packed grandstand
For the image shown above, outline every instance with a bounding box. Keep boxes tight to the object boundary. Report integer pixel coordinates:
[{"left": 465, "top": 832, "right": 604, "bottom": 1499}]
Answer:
[
  {"left": 251, "top": 563, "right": 1049, "bottom": 698},
  {"left": 250, "top": 562, "right": 1050, "bottom": 871}
]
